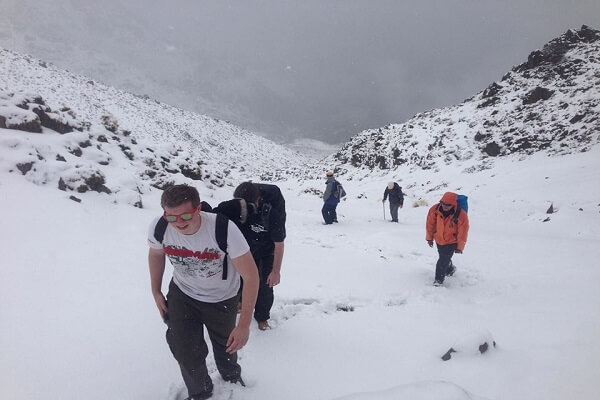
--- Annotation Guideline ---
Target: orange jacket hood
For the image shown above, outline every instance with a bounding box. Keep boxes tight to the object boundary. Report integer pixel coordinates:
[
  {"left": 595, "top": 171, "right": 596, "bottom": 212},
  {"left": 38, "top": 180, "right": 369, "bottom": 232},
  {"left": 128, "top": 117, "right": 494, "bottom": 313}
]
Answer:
[{"left": 440, "top": 192, "right": 458, "bottom": 208}]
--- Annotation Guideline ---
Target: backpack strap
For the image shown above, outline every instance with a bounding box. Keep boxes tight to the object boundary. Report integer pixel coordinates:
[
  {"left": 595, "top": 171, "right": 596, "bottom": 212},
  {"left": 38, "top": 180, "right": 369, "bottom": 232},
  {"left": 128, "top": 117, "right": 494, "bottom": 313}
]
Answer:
[
  {"left": 154, "top": 217, "right": 168, "bottom": 244},
  {"left": 155, "top": 214, "right": 230, "bottom": 280},
  {"left": 452, "top": 207, "right": 461, "bottom": 224},
  {"left": 215, "top": 213, "right": 229, "bottom": 280}
]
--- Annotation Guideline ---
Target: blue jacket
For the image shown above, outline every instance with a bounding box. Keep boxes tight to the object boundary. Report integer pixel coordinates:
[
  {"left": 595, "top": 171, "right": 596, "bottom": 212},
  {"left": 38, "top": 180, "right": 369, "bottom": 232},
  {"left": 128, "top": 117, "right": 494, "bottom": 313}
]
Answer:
[{"left": 323, "top": 177, "right": 340, "bottom": 205}]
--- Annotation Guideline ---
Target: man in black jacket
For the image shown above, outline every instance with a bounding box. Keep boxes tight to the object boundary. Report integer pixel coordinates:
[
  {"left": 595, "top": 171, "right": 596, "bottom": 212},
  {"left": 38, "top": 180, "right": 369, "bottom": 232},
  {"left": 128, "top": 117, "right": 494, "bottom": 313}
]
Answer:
[
  {"left": 214, "top": 182, "right": 286, "bottom": 331},
  {"left": 382, "top": 182, "right": 404, "bottom": 222}
]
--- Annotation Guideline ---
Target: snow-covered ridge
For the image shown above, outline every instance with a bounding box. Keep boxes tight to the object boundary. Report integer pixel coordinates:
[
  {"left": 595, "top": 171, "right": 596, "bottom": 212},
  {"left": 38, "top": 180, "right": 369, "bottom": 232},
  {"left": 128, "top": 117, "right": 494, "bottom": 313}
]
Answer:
[
  {"left": 329, "top": 25, "right": 600, "bottom": 177},
  {"left": 0, "top": 48, "right": 311, "bottom": 205}
]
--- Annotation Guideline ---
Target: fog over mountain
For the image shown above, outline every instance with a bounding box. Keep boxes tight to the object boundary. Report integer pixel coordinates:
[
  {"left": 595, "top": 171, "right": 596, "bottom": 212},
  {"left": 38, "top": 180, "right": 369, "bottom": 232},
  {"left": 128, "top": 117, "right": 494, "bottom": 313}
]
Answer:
[{"left": 2, "top": 0, "right": 599, "bottom": 144}]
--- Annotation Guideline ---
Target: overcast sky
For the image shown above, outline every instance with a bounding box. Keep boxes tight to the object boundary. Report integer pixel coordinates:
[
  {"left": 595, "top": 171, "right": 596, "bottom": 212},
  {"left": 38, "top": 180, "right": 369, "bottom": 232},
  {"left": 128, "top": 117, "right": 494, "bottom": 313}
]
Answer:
[{"left": 2, "top": 0, "right": 599, "bottom": 143}]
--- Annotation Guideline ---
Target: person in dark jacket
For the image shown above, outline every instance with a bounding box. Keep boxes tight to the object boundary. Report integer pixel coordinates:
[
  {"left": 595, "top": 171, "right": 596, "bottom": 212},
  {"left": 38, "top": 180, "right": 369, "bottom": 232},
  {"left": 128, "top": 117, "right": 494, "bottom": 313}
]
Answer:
[
  {"left": 214, "top": 182, "right": 286, "bottom": 331},
  {"left": 382, "top": 182, "right": 404, "bottom": 222},
  {"left": 322, "top": 171, "right": 341, "bottom": 224}
]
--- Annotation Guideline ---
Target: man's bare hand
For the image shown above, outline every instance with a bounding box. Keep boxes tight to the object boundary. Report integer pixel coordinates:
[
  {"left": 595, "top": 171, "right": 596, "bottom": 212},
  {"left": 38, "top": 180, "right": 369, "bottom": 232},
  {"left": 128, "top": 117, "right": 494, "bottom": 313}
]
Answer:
[
  {"left": 153, "top": 292, "right": 168, "bottom": 322},
  {"left": 226, "top": 325, "right": 250, "bottom": 353},
  {"left": 266, "top": 270, "right": 281, "bottom": 287}
]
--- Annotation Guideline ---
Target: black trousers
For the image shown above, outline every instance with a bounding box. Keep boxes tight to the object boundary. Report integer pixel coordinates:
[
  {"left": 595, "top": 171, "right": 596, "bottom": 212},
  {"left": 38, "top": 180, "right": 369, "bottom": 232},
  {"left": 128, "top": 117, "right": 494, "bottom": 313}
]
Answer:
[
  {"left": 253, "top": 251, "right": 275, "bottom": 322},
  {"left": 435, "top": 243, "right": 457, "bottom": 283},
  {"left": 322, "top": 202, "right": 338, "bottom": 224},
  {"left": 165, "top": 280, "right": 241, "bottom": 397},
  {"left": 389, "top": 201, "right": 401, "bottom": 222}
]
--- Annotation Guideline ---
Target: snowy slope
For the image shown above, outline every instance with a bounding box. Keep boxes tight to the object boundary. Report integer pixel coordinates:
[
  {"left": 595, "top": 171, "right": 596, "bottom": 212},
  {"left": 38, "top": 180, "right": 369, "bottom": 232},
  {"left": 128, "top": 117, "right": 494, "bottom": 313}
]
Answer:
[
  {"left": 328, "top": 26, "right": 600, "bottom": 177},
  {"left": 1, "top": 24, "right": 600, "bottom": 400},
  {"left": 1, "top": 145, "right": 599, "bottom": 400},
  {"left": 0, "top": 48, "right": 310, "bottom": 206}
]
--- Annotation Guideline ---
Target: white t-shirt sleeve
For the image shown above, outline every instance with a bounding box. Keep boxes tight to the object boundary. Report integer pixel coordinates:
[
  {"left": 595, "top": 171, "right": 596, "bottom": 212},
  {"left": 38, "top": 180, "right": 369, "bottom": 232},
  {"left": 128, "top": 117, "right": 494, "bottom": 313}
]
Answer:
[
  {"left": 147, "top": 216, "right": 164, "bottom": 249},
  {"left": 226, "top": 220, "right": 250, "bottom": 259}
]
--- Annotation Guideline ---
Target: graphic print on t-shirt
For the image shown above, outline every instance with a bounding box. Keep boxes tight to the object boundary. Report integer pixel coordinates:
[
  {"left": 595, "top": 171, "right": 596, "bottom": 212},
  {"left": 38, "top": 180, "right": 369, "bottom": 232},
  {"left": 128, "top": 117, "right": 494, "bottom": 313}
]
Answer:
[{"left": 163, "top": 245, "right": 223, "bottom": 278}]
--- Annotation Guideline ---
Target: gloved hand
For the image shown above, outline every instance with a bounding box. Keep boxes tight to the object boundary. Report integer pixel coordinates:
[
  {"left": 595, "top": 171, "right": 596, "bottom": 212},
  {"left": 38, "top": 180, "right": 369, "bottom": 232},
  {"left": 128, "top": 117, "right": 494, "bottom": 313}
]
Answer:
[
  {"left": 382, "top": 199, "right": 385, "bottom": 203},
  {"left": 455, "top": 249, "right": 463, "bottom": 254},
  {"left": 427, "top": 240, "right": 433, "bottom": 247}
]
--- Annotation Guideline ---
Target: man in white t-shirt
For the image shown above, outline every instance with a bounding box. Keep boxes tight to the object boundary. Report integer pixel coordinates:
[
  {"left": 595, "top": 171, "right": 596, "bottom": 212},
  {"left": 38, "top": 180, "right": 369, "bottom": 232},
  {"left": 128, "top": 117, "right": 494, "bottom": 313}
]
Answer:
[{"left": 148, "top": 185, "right": 259, "bottom": 400}]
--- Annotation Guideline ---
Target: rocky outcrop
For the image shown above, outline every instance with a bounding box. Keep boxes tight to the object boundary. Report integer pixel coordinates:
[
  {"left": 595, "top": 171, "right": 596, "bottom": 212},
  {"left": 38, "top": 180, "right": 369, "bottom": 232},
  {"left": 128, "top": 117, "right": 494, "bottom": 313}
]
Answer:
[
  {"left": 0, "top": 47, "right": 310, "bottom": 204},
  {"left": 0, "top": 90, "right": 228, "bottom": 206},
  {"left": 329, "top": 26, "right": 600, "bottom": 174}
]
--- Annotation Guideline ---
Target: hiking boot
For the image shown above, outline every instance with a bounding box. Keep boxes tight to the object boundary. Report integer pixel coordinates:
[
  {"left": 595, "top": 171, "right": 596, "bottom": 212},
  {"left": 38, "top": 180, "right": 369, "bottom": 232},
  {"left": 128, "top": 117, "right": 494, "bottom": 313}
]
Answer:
[
  {"left": 257, "top": 320, "right": 271, "bottom": 331},
  {"left": 446, "top": 265, "right": 456, "bottom": 277},
  {"left": 227, "top": 376, "right": 246, "bottom": 387},
  {"left": 433, "top": 280, "right": 444, "bottom": 287}
]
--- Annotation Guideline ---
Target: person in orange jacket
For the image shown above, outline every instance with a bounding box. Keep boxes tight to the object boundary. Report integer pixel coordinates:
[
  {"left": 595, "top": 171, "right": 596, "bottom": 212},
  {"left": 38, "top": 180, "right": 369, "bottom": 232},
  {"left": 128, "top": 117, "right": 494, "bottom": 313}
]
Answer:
[{"left": 425, "top": 192, "right": 469, "bottom": 286}]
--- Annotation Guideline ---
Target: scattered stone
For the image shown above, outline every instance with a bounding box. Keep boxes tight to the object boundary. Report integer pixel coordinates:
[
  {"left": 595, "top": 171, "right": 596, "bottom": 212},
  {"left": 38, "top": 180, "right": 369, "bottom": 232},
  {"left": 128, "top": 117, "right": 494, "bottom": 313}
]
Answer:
[
  {"left": 69, "top": 147, "right": 82, "bottom": 157},
  {"left": 16, "top": 162, "right": 34, "bottom": 175},
  {"left": 58, "top": 178, "right": 67, "bottom": 191},
  {"left": 441, "top": 348, "right": 456, "bottom": 361},
  {"left": 69, "top": 195, "right": 82, "bottom": 203}
]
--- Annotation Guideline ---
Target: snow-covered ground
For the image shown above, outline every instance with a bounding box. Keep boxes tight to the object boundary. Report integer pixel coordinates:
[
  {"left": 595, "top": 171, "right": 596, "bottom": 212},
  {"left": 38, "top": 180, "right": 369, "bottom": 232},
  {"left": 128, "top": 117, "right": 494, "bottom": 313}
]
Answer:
[{"left": 1, "top": 145, "right": 599, "bottom": 399}]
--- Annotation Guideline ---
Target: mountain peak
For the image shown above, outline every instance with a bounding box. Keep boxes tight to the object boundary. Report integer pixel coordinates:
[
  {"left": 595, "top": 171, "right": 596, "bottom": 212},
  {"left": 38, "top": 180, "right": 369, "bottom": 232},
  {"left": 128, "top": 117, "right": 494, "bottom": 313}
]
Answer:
[
  {"left": 515, "top": 25, "right": 600, "bottom": 72},
  {"left": 330, "top": 26, "right": 600, "bottom": 176}
]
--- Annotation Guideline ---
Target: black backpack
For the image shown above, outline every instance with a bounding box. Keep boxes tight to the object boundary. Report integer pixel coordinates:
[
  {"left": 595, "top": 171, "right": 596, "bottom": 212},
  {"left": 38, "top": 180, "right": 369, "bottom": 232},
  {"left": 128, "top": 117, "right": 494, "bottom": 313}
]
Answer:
[
  {"left": 254, "top": 183, "right": 287, "bottom": 241},
  {"left": 153, "top": 210, "right": 230, "bottom": 280}
]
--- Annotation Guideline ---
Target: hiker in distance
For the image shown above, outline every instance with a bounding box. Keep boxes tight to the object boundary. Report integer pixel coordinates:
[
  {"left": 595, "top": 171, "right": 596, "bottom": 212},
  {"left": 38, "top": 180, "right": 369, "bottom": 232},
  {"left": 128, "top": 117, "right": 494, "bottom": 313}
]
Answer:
[
  {"left": 321, "top": 170, "right": 344, "bottom": 224},
  {"left": 425, "top": 192, "right": 469, "bottom": 286},
  {"left": 214, "top": 182, "right": 286, "bottom": 331},
  {"left": 147, "top": 184, "right": 259, "bottom": 400},
  {"left": 382, "top": 181, "right": 404, "bottom": 222}
]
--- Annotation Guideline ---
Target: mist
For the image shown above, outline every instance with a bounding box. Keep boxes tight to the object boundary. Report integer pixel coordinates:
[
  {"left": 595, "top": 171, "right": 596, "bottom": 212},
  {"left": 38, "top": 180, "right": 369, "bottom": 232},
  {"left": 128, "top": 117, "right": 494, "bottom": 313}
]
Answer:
[{"left": 2, "top": 0, "right": 599, "bottom": 143}]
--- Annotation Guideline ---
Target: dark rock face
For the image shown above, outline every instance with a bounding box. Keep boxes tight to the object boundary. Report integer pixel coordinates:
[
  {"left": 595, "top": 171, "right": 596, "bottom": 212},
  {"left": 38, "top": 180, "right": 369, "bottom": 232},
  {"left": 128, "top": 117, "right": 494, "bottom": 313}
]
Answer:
[
  {"left": 483, "top": 142, "right": 501, "bottom": 157},
  {"left": 522, "top": 87, "right": 554, "bottom": 105},
  {"left": 482, "top": 82, "right": 503, "bottom": 98},
  {"left": 31, "top": 106, "right": 74, "bottom": 134},
  {"left": 179, "top": 164, "right": 203, "bottom": 180},
  {"left": 81, "top": 173, "right": 111, "bottom": 194},
  {"left": 9, "top": 118, "right": 42, "bottom": 133}
]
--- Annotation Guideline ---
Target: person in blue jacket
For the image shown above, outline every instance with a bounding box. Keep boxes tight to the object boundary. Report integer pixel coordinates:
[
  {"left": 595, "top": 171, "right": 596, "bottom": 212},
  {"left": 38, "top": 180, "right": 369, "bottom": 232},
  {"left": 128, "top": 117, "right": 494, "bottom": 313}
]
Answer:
[{"left": 322, "top": 171, "right": 341, "bottom": 224}]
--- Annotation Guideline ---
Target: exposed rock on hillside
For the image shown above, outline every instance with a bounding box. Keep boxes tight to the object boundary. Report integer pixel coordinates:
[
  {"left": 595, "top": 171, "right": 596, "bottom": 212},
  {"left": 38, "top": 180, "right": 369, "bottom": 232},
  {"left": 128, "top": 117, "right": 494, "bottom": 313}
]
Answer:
[
  {"left": 0, "top": 49, "right": 310, "bottom": 205},
  {"left": 330, "top": 26, "right": 600, "bottom": 174}
]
